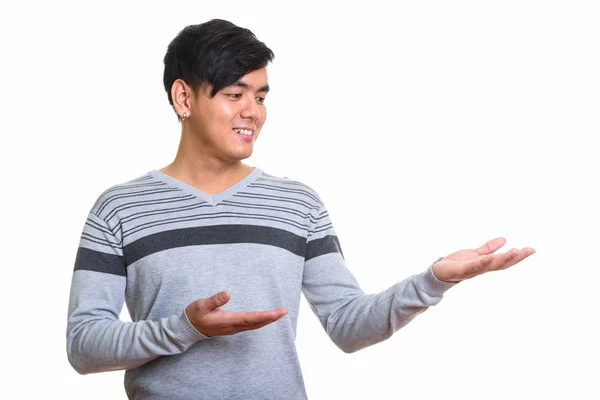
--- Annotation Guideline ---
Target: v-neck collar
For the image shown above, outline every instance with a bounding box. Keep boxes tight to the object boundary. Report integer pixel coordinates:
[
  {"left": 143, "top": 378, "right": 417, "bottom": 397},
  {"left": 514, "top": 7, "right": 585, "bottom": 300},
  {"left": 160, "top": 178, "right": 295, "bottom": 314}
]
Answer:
[{"left": 148, "top": 167, "right": 263, "bottom": 206}]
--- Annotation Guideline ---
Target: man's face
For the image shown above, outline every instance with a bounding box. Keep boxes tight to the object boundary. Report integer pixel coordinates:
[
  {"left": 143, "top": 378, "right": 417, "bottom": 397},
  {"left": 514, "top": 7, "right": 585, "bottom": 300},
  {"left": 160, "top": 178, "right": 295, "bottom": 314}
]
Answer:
[{"left": 188, "top": 68, "right": 269, "bottom": 163}]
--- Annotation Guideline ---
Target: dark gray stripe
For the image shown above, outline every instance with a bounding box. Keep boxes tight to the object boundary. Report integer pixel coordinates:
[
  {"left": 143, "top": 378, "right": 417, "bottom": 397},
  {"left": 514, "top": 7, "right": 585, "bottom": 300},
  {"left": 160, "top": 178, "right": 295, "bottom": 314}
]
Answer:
[
  {"left": 305, "top": 235, "right": 344, "bottom": 261},
  {"left": 74, "top": 247, "right": 126, "bottom": 276},
  {"left": 123, "top": 225, "right": 309, "bottom": 266}
]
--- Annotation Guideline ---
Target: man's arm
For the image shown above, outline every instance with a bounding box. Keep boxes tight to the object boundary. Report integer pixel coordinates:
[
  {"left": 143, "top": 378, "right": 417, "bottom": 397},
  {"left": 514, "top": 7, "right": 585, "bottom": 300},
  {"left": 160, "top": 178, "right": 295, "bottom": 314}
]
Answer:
[
  {"left": 301, "top": 204, "right": 535, "bottom": 354},
  {"left": 66, "top": 212, "right": 208, "bottom": 374},
  {"left": 67, "top": 213, "right": 287, "bottom": 374},
  {"left": 301, "top": 204, "right": 455, "bottom": 353}
]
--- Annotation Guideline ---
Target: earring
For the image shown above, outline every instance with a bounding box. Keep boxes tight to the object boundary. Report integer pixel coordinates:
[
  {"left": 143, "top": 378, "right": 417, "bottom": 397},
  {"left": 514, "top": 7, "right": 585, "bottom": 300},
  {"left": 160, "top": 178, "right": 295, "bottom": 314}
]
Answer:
[{"left": 182, "top": 112, "right": 188, "bottom": 121}]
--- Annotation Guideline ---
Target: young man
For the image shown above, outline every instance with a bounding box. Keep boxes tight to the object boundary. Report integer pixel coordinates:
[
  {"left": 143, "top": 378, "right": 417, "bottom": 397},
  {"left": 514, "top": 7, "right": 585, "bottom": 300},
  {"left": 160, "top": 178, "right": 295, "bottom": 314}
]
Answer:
[{"left": 67, "top": 19, "right": 535, "bottom": 399}]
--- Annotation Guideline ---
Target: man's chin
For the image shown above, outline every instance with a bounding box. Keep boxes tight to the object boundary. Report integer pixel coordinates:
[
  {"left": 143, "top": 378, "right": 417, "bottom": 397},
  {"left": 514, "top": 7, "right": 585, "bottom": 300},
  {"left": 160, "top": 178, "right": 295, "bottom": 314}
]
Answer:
[{"left": 228, "top": 150, "right": 253, "bottom": 162}]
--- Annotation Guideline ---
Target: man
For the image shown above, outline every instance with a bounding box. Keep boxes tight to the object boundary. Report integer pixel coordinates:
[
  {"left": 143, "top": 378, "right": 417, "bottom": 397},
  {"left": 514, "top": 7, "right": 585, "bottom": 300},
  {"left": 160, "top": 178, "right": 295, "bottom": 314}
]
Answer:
[{"left": 67, "top": 19, "right": 535, "bottom": 399}]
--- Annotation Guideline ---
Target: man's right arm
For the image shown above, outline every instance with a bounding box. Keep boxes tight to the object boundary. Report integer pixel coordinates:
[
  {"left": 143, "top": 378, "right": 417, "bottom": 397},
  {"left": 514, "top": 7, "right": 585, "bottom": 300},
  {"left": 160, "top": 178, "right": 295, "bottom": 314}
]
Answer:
[
  {"left": 67, "top": 212, "right": 287, "bottom": 374},
  {"left": 66, "top": 212, "right": 208, "bottom": 374}
]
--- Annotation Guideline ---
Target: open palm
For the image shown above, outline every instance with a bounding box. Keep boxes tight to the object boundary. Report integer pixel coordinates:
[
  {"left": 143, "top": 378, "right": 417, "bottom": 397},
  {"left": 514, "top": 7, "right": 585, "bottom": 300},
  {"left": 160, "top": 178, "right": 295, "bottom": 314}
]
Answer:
[{"left": 432, "top": 237, "right": 536, "bottom": 282}]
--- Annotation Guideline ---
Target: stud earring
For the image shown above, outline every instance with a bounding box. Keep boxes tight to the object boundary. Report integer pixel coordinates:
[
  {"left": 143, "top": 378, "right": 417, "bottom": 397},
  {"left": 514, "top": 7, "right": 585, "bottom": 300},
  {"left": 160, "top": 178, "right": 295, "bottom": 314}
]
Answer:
[{"left": 182, "top": 112, "right": 188, "bottom": 121}]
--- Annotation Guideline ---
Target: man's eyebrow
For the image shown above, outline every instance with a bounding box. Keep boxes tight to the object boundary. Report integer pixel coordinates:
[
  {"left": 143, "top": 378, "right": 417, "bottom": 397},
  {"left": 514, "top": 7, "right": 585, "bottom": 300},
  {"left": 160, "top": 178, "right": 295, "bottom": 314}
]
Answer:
[{"left": 232, "top": 81, "right": 270, "bottom": 93}]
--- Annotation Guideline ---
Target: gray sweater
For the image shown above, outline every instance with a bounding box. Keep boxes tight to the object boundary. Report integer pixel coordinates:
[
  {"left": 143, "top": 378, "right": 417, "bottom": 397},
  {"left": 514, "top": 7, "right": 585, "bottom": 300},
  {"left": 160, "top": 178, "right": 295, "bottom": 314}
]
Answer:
[{"left": 67, "top": 168, "right": 456, "bottom": 399}]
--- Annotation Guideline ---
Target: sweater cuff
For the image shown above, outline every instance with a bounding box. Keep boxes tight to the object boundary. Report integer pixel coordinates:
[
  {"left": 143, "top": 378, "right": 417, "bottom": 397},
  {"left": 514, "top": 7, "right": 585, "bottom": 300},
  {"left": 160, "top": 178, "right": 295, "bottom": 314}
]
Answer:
[
  {"left": 170, "top": 310, "right": 211, "bottom": 348},
  {"left": 416, "top": 257, "right": 458, "bottom": 297}
]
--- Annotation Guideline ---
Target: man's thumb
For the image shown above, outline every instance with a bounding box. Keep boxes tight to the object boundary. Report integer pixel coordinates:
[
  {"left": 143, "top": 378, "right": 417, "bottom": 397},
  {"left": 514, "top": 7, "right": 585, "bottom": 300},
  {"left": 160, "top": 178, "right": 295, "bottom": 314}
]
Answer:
[{"left": 205, "top": 290, "right": 231, "bottom": 311}]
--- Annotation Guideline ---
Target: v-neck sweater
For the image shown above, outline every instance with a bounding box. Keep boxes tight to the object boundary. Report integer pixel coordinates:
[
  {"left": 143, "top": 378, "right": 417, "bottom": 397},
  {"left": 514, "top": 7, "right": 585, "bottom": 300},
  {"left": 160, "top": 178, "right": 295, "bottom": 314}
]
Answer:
[
  {"left": 67, "top": 168, "right": 456, "bottom": 399},
  {"left": 151, "top": 167, "right": 264, "bottom": 206}
]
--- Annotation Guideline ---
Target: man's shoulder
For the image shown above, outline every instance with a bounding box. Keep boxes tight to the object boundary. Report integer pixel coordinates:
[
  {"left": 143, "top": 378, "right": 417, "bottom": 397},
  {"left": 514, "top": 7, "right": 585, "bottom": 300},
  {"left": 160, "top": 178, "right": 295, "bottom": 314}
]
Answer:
[
  {"left": 258, "top": 171, "right": 319, "bottom": 198},
  {"left": 257, "top": 170, "right": 323, "bottom": 202},
  {"left": 89, "top": 170, "right": 161, "bottom": 216}
]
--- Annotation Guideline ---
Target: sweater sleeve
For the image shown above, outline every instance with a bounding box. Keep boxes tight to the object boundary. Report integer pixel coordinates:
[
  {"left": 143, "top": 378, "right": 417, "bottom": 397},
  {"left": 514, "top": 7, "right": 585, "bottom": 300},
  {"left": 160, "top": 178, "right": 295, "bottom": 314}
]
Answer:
[
  {"left": 66, "top": 212, "right": 208, "bottom": 374},
  {"left": 302, "top": 204, "right": 457, "bottom": 353}
]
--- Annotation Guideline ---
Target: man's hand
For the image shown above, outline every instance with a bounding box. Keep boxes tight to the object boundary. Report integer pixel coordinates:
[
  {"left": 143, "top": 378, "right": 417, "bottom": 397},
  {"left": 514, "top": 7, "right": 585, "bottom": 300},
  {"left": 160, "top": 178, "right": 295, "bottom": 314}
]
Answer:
[
  {"left": 432, "top": 237, "right": 536, "bottom": 282},
  {"left": 185, "top": 291, "right": 288, "bottom": 337}
]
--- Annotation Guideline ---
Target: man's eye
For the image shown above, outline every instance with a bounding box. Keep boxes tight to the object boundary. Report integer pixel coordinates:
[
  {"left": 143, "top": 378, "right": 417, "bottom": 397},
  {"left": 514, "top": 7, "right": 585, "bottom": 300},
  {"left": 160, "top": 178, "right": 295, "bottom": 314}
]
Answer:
[
  {"left": 228, "top": 94, "right": 242, "bottom": 99},
  {"left": 256, "top": 97, "right": 266, "bottom": 104}
]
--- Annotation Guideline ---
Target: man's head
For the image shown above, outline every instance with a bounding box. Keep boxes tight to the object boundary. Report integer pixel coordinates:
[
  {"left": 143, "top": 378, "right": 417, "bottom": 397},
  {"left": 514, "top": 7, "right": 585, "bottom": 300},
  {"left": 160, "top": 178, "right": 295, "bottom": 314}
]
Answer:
[
  {"left": 163, "top": 19, "right": 274, "bottom": 114},
  {"left": 163, "top": 19, "right": 274, "bottom": 162}
]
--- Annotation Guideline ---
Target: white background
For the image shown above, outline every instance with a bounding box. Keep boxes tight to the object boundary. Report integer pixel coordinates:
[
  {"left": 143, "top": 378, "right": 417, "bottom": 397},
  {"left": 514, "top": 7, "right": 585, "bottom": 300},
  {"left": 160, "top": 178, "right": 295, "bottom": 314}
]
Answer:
[{"left": 1, "top": 1, "right": 598, "bottom": 399}]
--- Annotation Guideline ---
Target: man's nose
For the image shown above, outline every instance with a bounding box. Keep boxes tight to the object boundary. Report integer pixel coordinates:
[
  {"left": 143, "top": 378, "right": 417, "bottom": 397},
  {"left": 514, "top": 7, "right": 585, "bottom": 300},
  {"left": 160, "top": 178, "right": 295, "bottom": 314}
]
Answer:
[{"left": 241, "top": 98, "right": 260, "bottom": 120}]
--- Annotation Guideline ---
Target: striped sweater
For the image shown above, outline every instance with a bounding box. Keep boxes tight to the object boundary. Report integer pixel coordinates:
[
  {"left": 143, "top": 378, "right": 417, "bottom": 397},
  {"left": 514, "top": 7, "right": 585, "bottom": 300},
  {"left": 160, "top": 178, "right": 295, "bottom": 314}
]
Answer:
[{"left": 67, "top": 167, "right": 456, "bottom": 399}]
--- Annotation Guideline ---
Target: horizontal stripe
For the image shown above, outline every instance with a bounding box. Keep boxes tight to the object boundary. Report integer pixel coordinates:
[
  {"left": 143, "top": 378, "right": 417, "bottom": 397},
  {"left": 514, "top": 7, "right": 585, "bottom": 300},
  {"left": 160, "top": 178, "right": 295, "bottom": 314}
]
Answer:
[
  {"left": 220, "top": 200, "right": 311, "bottom": 219},
  {"left": 120, "top": 202, "right": 211, "bottom": 224},
  {"left": 100, "top": 181, "right": 166, "bottom": 197},
  {"left": 129, "top": 174, "right": 154, "bottom": 183},
  {"left": 123, "top": 224, "right": 308, "bottom": 266},
  {"left": 91, "top": 174, "right": 154, "bottom": 209},
  {"left": 80, "top": 236, "right": 122, "bottom": 249},
  {"left": 247, "top": 183, "right": 321, "bottom": 203},
  {"left": 85, "top": 218, "right": 114, "bottom": 235},
  {"left": 237, "top": 191, "right": 315, "bottom": 208},
  {"left": 256, "top": 176, "right": 313, "bottom": 190},
  {"left": 309, "top": 213, "right": 329, "bottom": 226},
  {"left": 233, "top": 193, "right": 319, "bottom": 210},
  {"left": 104, "top": 195, "right": 196, "bottom": 222},
  {"left": 306, "top": 235, "right": 344, "bottom": 261},
  {"left": 314, "top": 213, "right": 329, "bottom": 222},
  {"left": 97, "top": 188, "right": 181, "bottom": 215},
  {"left": 311, "top": 223, "right": 333, "bottom": 235},
  {"left": 122, "top": 212, "right": 310, "bottom": 239},
  {"left": 81, "top": 232, "right": 121, "bottom": 246},
  {"left": 74, "top": 247, "right": 126, "bottom": 276}
]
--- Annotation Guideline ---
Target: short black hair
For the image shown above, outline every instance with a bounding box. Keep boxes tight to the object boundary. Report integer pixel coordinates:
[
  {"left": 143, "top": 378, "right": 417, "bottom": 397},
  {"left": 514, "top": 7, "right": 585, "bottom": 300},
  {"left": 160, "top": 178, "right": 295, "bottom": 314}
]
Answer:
[{"left": 163, "top": 19, "right": 274, "bottom": 120}]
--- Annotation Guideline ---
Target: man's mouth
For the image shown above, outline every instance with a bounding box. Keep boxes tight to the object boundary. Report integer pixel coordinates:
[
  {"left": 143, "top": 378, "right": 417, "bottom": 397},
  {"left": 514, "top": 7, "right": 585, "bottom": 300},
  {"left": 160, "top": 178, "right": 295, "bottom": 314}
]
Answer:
[{"left": 233, "top": 128, "right": 254, "bottom": 136}]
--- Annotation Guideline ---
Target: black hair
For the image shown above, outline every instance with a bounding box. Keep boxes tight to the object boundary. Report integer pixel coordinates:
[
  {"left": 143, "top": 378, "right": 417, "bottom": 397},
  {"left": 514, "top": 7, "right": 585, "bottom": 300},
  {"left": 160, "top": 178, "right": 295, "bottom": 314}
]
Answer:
[{"left": 163, "top": 19, "right": 274, "bottom": 120}]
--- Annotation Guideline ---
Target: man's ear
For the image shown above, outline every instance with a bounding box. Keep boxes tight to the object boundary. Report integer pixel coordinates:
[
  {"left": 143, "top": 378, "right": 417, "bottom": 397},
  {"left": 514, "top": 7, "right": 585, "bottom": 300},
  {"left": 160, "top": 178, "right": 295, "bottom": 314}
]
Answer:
[{"left": 171, "top": 79, "right": 192, "bottom": 118}]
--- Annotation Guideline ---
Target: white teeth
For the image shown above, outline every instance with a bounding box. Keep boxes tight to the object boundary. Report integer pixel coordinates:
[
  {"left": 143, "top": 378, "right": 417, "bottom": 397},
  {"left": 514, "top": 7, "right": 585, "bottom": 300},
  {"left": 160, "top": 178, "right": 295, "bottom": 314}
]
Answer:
[{"left": 234, "top": 128, "right": 254, "bottom": 136}]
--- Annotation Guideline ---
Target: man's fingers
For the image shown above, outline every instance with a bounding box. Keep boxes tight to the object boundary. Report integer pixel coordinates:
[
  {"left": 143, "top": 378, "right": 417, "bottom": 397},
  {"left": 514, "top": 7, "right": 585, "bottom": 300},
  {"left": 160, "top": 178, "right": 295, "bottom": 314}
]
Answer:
[
  {"left": 467, "top": 255, "right": 493, "bottom": 275},
  {"left": 205, "top": 290, "right": 231, "bottom": 311},
  {"left": 439, "top": 245, "right": 536, "bottom": 282},
  {"left": 220, "top": 308, "right": 288, "bottom": 332},
  {"left": 491, "top": 247, "right": 536, "bottom": 271},
  {"left": 488, "top": 248, "right": 519, "bottom": 270},
  {"left": 188, "top": 301, "right": 287, "bottom": 337},
  {"left": 234, "top": 312, "right": 285, "bottom": 332},
  {"left": 475, "top": 237, "right": 507, "bottom": 255}
]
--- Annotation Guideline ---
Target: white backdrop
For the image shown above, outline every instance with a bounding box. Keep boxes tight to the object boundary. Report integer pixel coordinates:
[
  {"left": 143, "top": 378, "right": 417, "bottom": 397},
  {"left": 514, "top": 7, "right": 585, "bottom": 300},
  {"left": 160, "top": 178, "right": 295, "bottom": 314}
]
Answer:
[{"left": 1, "top": 1, "right": 598, "bottom": 399}]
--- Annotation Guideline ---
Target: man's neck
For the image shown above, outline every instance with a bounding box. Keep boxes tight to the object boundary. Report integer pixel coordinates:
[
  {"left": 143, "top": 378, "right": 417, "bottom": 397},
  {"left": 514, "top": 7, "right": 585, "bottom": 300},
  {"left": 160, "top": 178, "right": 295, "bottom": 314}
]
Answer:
[{"left": 159, "top": 159, "right": 254, "bottom": 195}]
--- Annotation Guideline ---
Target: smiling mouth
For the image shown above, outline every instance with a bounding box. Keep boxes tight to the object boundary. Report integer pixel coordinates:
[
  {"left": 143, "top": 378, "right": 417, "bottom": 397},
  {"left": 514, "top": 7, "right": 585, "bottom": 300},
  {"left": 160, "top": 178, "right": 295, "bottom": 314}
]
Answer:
[{"left": 233, "top": 128, "right": 254, "bottom": 136}]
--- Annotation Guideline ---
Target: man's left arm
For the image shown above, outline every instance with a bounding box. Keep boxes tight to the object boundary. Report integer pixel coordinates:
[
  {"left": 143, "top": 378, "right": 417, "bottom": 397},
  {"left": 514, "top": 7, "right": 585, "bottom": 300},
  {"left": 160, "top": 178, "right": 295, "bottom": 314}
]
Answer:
[{"left": 302, "top": 204, "right": 535, "bottom": 353}]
